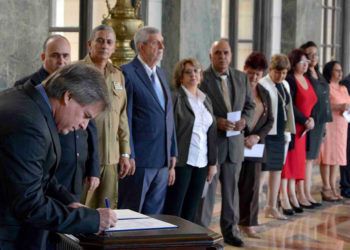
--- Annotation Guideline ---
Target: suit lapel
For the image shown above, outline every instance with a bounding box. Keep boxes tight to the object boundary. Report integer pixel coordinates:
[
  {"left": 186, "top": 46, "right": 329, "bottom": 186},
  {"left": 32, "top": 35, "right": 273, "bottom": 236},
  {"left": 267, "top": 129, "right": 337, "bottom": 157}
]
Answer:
[
  {"left": 23, "top": 83, "right": 61, "bottom": 170},
  {"left": 133, "top": 58, "right": 165, "bottom": 111},
  {"left": 178, "top": 87, "right": 194, "bottom": 116}
]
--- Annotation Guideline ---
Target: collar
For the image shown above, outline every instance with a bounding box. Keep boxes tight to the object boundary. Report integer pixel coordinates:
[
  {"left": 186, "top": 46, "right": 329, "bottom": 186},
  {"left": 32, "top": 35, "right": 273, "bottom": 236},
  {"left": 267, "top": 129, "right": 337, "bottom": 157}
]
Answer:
[
  {"left": 137, "top": 55, "right": 157, "bottom": 76},
  {"left": 181, "top": 85, "right": 206, "bottom": 103},
  {"left": 83, "top": 54, "right": 117, "bottom": 73},
  {"left": 35, "top": 84, "right": 52, "bottom": 110},
  {"left": 211, "top": 65, "right": 230, "bottom": 78}
]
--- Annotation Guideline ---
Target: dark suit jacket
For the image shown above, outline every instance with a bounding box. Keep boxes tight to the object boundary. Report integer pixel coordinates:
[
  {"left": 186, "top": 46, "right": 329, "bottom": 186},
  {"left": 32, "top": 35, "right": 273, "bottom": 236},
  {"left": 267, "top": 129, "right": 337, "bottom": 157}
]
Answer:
[
  {"left": 200, "top": 66, "right": 255, "bottom": 164},
  {"left": 306, "top": 71, "right": 332, "bottom": 124},
  {"left": 173, "top": 87, "right": 217, "bottom": 167},
  {"left": 121, "top": 57, "right": 177, "bottom": 168},
  {"left": 244, "top": 84, "right": 274, "bottom": 162},
  {"left": 14, "top": 67, "right": 99, "bottom": 199},
  {"left": 0, "top": 83, "right": 99, "bottom": 248}
]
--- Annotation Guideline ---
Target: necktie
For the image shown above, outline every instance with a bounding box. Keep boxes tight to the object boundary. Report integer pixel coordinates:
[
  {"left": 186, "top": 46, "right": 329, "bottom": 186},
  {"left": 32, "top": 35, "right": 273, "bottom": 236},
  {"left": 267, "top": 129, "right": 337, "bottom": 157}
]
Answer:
[
  {"left": 150, "top": 73, "right": 165, "bottom": 110},
  {"left": 220, "top": 75, "right": 231, "bottom": 111}
]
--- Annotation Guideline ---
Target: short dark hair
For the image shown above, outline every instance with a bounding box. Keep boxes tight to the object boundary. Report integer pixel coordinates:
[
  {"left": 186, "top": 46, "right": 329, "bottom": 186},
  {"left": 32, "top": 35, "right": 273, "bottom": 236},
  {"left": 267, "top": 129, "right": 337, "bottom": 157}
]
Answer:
[
  {"left": 300, "top": 41, "right": 317, "bottom": 50},
  {"left": 323, "top": 60, "right": 341, "bottom": 83},
  {"left": 89, "top": 24, "right": 116, "bottom": 42},
  {"left": 43, "top": 63, "right": 110, "bottom": 111},
  {"left": 244, "top": 51, "right": 268, "bottom": 71},
  {"left": 288, "top": 49, "right": 307, "bottom": 73}
]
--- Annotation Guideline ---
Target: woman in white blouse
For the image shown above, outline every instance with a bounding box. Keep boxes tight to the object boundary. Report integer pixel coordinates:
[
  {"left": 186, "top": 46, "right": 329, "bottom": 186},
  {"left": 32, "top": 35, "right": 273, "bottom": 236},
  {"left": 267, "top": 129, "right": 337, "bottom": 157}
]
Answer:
[
  {"left": 259, "top": 54, "right": 296, "bottom": 219},
  {"left": 163, "top": 58, "right": 217, "bottom": 222}
]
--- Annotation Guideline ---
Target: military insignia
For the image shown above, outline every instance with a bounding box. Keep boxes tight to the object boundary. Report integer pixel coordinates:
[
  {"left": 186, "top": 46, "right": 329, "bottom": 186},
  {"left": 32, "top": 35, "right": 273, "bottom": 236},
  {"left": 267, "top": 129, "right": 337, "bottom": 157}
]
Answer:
[{"left": 113, "top": 81, "right": 123, "bottom": 90}]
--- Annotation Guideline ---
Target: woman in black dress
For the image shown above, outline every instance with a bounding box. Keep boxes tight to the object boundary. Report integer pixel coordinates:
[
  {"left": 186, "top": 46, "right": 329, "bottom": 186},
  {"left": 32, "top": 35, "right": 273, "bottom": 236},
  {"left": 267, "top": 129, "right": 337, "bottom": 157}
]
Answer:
[{"left": 299, "top": 41, "right": 332, "bottom": 204}]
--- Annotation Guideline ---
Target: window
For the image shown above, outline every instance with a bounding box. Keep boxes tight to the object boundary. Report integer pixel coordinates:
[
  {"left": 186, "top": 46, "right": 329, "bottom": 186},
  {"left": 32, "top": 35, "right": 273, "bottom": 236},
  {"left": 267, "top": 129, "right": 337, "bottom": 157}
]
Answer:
[
  {"left": 320, "top": 0, "right": 342, "bottom": 68},
  {"left": 227, "top": 0, "right": 255, "bottom": 70},
  {"left": 237, "top": 0, "right": 254, "bottom": 71},
  {"left": 49, "top": 0, "right": 80, "bottom": 61}
]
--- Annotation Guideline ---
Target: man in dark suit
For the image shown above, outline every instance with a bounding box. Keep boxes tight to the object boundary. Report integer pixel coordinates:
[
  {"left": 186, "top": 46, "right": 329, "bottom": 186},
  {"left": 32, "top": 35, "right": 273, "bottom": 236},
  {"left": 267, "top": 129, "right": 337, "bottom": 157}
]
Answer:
[
  {"left": 14, "top": 34, "right": 100, "bottom": 200},
  {"left": 118, "top": 26, "right": 177, "bottom": 214},
  {"left": 196, "top": 39, "right": 255, "bottom": 247},
  {"left": 0, "top": 64, "right": 116, "bottom": 250}
]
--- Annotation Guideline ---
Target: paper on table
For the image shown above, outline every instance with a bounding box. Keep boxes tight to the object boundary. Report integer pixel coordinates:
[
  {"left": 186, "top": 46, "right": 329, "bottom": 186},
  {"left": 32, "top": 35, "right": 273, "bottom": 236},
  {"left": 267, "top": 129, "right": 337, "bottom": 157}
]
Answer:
[
  {"left": 114, "top": 209, "right": 149, "bottom": 220},
  {"left": 343, "top": 110, "right": 350, "bottom": 123},
  {"left": 105, "top": 217, "right": 178, "bottom": 232},
  {"left": 226, "top": 111, "right": 241, "bottom": 137},
  {"left": 201, "top": 180, "right": 210, "bottom": 198},
  {"left": 244, "top": 144, "right": 265, "bottom": 158}
]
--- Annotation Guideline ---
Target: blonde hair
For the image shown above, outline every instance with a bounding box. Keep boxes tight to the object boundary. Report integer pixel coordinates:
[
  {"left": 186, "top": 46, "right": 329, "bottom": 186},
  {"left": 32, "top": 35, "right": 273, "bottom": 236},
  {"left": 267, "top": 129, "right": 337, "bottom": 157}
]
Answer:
[
  {"left": 270, "top": 54, "right": 290, "bottom": 71},
  {"left": 173, "top": 58, "right": 202, "bottom": 88}
]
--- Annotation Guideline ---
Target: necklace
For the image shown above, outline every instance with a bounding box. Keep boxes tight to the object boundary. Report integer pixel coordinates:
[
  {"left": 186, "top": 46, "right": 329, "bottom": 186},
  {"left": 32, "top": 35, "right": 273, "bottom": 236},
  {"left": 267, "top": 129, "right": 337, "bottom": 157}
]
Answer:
[{"left": 276, "top": 84, "right": 288, "bottom": 121}]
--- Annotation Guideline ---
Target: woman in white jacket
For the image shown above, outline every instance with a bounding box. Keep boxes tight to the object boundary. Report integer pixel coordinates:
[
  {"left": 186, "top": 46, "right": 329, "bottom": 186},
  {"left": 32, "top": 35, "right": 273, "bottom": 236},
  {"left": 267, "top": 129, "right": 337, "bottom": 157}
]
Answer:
[{"left": 259, "top": 54, "right": 296, "bottom": 219}]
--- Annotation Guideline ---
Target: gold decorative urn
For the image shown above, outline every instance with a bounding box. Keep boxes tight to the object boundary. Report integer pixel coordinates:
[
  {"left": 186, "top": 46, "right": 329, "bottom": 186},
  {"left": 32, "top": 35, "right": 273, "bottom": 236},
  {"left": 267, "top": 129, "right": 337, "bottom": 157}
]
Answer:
[{"left": 103, "top": 0, "right": 144, "bottom": 66}]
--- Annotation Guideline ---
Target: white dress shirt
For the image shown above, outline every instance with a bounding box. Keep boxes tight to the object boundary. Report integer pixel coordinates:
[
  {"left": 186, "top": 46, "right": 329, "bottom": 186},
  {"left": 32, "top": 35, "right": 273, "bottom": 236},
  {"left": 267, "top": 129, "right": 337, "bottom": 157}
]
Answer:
[{"left": 182, "top": 86, "right": 213, "bottom": 168}]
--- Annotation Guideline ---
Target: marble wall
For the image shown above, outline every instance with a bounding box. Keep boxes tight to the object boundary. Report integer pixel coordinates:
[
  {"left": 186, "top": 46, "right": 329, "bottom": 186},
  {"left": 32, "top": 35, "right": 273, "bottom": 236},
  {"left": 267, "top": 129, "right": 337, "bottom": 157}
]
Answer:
[
  {"left": 0, "top": 0, "right": 49, "bottom": 90},
  {"left": 162, "top": 0, "right": 221, "bottom": 84},
  {"left": 281, "top": 0, "right": 322, "bottom": 54}
]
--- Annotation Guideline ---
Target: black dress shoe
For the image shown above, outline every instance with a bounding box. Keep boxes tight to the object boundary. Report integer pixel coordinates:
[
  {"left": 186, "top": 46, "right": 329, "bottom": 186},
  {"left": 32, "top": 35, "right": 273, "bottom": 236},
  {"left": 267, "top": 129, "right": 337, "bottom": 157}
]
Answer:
[
  {"left": 299, "top": 203, "right": 315, "bottom": 209},
  {"left": 224, "top": 234, "right": 244, "bottom": 247},
  {"left": 282, "top": 208, "right": 295, "bottom": 216},
  {"left": 310, "top": 201, "right": 322, "bottom": 207},
  {"left": 291, "top": 203, "right": 303, "bottom": 213}
]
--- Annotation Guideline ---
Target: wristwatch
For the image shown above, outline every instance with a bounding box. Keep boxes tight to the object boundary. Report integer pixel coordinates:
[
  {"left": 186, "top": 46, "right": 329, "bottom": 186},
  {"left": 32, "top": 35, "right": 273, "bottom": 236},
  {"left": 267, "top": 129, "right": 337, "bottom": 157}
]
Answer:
[{"left": 121, "top": 153, "right": 130, "bottom": 158}]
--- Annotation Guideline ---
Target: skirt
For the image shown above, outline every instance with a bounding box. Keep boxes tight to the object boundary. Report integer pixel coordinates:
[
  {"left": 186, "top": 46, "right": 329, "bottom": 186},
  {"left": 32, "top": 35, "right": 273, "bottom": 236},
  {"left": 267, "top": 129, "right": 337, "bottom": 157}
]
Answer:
[
  {"left": 262, "top": 135, "right": 285, "bottom": 171},
  {"left": 306, "top": 123, "right": 325, "bottom": 160}
]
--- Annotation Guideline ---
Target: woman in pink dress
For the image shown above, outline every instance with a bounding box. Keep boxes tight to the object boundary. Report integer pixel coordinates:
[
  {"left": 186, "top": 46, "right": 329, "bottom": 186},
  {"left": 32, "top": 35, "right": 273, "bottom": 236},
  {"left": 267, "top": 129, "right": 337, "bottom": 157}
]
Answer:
[
  {"left": 280, "top": 49, "right": 317, "bottom": 215},
  {"left": 319, "top": 61, "right": 350, "bottom": 201}
]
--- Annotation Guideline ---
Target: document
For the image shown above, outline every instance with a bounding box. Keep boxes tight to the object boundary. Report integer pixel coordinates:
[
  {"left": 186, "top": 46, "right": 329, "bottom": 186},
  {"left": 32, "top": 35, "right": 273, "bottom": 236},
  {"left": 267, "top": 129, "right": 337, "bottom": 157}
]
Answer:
[
  {"left": 201, "top": 180, "right": 210, "bottom": 198},
  {"left": 106, "top": 217, "right": 178, "bottom": 232},
  {"left": 343, "top": 110, "right": 350, "bottom": 123},
  {"left": 244, "top": 144, "right": 265, "bottom": 158},
  {"left": 114, "top": 209, "right": 149, "bottom": 220},
  {"left": 226, "top": 111, "right": 241, "bottom": 137}
]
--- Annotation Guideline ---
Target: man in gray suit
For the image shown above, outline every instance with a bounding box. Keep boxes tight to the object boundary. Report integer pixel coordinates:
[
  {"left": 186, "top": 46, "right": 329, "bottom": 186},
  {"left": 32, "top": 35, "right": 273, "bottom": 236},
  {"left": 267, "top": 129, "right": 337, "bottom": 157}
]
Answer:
[{"left": 196, "top": 39, "right": 255, "bottom": 247}]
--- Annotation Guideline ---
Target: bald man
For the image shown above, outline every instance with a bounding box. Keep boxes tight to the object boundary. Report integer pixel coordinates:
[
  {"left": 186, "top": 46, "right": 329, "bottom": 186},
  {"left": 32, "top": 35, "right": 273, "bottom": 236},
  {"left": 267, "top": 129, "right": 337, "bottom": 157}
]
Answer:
[{"left": 14, "top": 35, "right": 100, "bottom": 200}]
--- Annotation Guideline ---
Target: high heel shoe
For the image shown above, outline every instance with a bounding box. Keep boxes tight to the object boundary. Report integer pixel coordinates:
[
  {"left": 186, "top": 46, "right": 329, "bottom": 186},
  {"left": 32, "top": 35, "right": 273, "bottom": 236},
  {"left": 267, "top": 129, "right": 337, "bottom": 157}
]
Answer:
[
  {"left": 321, "top": 189, "right": 339, "bottom": 202},
  {"left": 309, "top": 201, "right": 322, "bottom": 207},
  {"left": 290, "top": 202, "right": 303, "bottom": 213},
  {"left": 332, "top": 189, "right": 343, "bottom": 201},
  {"left": 278, "top": 199, "right": 295, "bottom": 216},
  {"left": 264, "top": 206, "right": 288, "bottom": 220},
  {"left": 239, "top": 226, "right": 261, "bottom": 239},
  {"left": 299, "top": 203, "right": 314, "bottom": 209}
]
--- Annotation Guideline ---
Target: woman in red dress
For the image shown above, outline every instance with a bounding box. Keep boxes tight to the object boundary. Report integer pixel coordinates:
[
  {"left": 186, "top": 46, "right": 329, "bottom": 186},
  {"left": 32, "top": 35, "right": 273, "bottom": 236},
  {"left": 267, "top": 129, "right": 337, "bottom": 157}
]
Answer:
[{"left": 280, "top": 49, "right": 318, "bottom": 215}]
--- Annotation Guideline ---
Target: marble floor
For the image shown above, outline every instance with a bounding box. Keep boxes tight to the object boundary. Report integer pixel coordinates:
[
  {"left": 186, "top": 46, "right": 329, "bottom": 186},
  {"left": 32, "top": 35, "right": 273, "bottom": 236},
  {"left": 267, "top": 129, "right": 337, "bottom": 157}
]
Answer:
[{"left": 208, "top": 168, "right": 350, "bottom": 249}]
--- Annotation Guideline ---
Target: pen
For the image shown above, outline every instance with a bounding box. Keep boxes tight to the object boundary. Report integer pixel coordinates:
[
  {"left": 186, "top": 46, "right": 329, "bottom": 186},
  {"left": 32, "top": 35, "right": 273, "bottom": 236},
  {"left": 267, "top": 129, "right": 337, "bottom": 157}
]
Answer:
[{"left": 105, "top": 197, "right": 110, "bottom": 208}]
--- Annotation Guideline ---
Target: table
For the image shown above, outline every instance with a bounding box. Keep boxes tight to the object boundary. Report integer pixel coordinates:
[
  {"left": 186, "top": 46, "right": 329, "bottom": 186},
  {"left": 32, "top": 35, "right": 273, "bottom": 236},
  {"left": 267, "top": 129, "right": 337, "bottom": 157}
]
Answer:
[{"left": 57, "top": 215, "right": 223, "bottom": 250}]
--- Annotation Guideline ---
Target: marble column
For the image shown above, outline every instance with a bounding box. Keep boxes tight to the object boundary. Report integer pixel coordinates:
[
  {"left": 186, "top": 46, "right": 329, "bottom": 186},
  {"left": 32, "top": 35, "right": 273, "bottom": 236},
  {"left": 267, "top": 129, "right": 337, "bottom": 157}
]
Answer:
[
  {"left": 162, "top": 0, "right": 221, "bottom": 83},
  {"left": 0, "top": 0, "right": 49, "bottom": 90},
  {"left": 281, "top": 0, "right": 322, "bottom": 54}
]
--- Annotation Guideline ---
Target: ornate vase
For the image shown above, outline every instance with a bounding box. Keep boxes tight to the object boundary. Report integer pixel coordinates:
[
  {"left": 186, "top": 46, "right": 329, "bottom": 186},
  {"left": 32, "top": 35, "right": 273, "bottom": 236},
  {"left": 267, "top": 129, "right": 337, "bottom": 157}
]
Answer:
[{"left": 103, "top": 0, "right": 144, "bottom": 66}]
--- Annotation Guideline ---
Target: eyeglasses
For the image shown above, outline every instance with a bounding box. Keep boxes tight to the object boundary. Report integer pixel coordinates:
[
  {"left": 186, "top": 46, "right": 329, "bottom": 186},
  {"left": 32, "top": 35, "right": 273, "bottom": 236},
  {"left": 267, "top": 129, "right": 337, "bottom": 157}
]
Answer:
[
  {"left": 183, "top": 69, "right": 201, "bottom": 75},
  {"left": 144, "top": 40, "right": 164, "bottom": 48},
  {"left": 298, "top": 59, "right": 310, "bottom": 65},
  {"left": 306, "top": 53, "right": 318, "bottom": 59}
]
